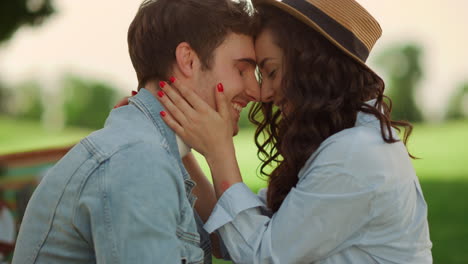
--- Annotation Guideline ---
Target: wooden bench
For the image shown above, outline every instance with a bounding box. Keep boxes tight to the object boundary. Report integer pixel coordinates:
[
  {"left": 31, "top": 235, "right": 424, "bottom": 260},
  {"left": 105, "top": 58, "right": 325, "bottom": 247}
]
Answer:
[{"left": 0, "top": 146, "right": 73, "bottom": 261}]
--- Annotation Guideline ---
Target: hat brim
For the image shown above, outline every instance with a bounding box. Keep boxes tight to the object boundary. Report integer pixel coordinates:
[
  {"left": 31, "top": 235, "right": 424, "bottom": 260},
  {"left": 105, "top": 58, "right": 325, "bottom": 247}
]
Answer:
[{"left": 252, "top": 0, "right": 379, "bottom": 77}]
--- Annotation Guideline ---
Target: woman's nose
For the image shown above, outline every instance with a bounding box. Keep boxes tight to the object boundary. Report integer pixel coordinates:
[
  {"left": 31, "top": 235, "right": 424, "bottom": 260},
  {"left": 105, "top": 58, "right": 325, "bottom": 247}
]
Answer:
[{"left": 260, "top": 84, "right": 275, "bottom": 103}]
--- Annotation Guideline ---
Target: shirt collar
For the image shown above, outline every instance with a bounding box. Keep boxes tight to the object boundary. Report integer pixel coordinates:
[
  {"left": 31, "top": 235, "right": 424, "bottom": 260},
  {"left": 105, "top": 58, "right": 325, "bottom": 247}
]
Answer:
[
  {"left": 176, "top": 136, "right": 191, "bottom": 158},
  {"left": 128, "top": 88, "right": 184, "bottom": 159},
  {"left": 355, "top": 99, "right": 380, "bottom": 127}
]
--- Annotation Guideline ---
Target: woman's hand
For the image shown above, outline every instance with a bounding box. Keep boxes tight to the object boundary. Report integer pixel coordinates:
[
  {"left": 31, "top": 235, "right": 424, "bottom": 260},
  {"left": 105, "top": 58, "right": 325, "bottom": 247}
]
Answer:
[
  {"left": 157, "top": 79, "right": 235, "bottom": 160},
  {"left": 113, "top": 90, "right": 138, "bottom": 108},
  {"left": 158, "top": 78, "right": 243, "bottom": 198}
]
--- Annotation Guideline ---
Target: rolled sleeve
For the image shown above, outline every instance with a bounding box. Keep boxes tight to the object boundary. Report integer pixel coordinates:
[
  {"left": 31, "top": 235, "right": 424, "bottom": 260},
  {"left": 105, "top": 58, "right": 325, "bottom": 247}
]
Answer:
[
  {"left": 204, "top": 183, "right": 264, "bottom": 233},
  {"left": 202, "top": 164, "right": 377, "bottom": 264}
]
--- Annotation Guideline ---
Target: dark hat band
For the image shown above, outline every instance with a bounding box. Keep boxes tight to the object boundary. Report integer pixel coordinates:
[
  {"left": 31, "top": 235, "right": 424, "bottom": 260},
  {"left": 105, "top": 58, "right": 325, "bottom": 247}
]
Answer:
[{"left": 282, "top": 0, "right": 370, "bottom": 62}]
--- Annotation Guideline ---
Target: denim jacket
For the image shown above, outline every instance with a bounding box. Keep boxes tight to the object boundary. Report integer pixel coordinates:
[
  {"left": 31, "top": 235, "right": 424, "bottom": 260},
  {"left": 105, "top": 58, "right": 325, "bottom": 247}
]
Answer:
[{"left": 13, "top": 89, "right": 211, "bottom": 264}]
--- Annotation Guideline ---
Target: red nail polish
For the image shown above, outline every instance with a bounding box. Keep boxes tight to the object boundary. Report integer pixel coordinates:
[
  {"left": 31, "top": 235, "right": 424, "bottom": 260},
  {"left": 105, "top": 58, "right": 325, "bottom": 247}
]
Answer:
[
  {"left": 159, "top": 81, "right": 166, "bottom": 88},
  {"left": 169, "top": 76, "right": 176, "bottom": 83},
  {"left": 131, "top": 90, "right": 138, "bottom": 96},
  {"left": 160, "top": 111, "right": 167, "bottom": 117},
  {"left": 217, "top": 83, "right": 224, "bottom": 92},
  {"left": 158, "top": 91, "right": 164, "bottom": 98}
]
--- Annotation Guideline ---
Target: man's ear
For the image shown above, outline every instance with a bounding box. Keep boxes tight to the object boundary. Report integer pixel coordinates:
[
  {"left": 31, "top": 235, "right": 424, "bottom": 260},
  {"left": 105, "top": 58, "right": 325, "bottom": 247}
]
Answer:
[{"left": 175, "top": 42, "right": 200, "bottom": 78}]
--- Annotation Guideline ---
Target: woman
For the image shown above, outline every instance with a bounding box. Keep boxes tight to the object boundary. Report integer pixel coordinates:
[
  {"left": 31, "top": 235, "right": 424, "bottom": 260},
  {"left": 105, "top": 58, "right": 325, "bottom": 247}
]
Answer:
[{"left": 157, "top": 0, "right": 433, "bottom": 263}]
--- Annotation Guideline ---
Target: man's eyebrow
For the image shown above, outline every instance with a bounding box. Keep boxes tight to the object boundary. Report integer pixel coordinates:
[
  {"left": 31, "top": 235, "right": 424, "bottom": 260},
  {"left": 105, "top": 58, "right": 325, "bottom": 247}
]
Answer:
[
  {"left": 259, "top": 58, "right": 272, "bottom": 68},
  {"left": 236, "top": 58, "right": 257, "bottom": 67}
]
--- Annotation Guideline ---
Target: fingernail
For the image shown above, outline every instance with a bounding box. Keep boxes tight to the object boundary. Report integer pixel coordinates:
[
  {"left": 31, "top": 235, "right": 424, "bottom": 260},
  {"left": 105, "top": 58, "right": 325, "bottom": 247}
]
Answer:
[
  {"left": 217, "top": 83, "right": 224, "bottom": 92},
  {"left": 131, "top": 90, "right": 138, "bottom": 96},
  {"left": 169, "top": 76, "right": 176, "bottom": 83},
  {"left": 160, "top": 111, "right": 167, "bottom": 117},
  {"left": 159, "top": 81, "right": 166, "bottom": 88},
  {"left": 158, "top": 91, "right": 165, "bottom": 98}
]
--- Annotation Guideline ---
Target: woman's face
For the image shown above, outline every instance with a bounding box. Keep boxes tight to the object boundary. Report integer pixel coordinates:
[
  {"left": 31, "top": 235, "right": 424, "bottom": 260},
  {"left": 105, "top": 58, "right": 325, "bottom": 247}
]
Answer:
[{"left": 255, "top": 29, "right": 284, "bottom": 106}]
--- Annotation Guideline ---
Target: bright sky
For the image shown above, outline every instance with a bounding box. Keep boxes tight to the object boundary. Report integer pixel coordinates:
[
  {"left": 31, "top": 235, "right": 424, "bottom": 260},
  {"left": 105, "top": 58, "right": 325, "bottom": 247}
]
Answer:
[{"left": 0, "top": 0, "right": 466, "bottom": 120}]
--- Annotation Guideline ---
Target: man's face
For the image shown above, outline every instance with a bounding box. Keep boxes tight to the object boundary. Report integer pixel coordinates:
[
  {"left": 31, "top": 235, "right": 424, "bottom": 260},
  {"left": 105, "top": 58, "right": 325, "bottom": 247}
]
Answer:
[{"left": 194, "top": 33, "right": 260, "bottom": 136}]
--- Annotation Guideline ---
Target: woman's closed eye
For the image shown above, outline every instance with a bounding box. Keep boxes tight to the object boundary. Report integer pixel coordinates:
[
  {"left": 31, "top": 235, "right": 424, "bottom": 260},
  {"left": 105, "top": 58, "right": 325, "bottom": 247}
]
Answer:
[{"left": 268, "top": 69, "right": 277, "bottom": 79}]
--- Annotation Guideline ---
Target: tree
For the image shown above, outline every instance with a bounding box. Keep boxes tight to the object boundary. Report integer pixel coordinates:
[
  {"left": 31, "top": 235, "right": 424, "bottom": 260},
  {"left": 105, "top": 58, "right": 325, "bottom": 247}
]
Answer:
[
  {"left": 0, "top": 0, "right": 55, "bottom": 43},
  {"left": 0, "top": 82, "right": 8, "bottom": 114},
  {"left": 375, "top": 43, "right": 424, "bottom": 122},
  {"left": 63, "top": 75, "right": 120, "bottom": 129},
  {"left": 446, "top": 82, "right": 468, "bottom": 120},
  {"left": 13, "top": 80, "right": 44, "bottom": 120}
]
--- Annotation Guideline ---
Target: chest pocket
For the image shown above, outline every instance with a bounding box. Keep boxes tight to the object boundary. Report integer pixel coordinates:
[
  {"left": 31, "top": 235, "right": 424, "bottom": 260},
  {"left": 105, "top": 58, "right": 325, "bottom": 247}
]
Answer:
[{"left": 178, "top": 179, "right": 205, "bottom": 264}]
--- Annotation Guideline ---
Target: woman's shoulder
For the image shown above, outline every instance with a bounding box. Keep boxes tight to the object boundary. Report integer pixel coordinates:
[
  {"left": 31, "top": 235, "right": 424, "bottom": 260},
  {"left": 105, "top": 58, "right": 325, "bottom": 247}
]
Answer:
[
  {"left": 313, "top": 125, "right": 388, "bottom": 163},
  {"left": 300, "top": 125, "right": 412, "bottom": 188}
]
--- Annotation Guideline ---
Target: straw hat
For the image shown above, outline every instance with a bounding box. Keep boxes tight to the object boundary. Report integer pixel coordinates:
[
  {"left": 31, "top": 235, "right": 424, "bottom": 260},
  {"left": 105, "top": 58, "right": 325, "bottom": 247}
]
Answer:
[{"left": 252, "top": 0, "right": 382, "bottom": 73}]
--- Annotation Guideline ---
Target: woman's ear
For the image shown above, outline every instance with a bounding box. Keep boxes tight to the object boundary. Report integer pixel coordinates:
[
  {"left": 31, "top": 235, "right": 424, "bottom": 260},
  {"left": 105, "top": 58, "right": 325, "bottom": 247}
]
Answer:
[{"left": 175, "top": 42, "right": 201, "bottom": 78}]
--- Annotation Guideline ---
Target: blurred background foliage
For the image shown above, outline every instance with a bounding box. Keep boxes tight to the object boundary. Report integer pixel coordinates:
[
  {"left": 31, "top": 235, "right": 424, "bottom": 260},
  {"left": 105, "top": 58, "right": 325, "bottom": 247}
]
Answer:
[
  {"left": 446, "top": 82, "right": 468, "bottom": 120},
  {"left": 0, "top": 81, "right": 9, "bottom": 114},
  {"left": 10, "top": 80, "right": 44, "bottom": 121},
  {"left": 0, "top": 0, "right": 55, "bottom": 43},
  {"left": 63, "top": 75, "right": 119, "bottom": 129},
  {"left": 0, "top": 75, "right": 121, "bottom": 130},
  {"left": 376, "top": 43, "right": 424, "bottom": 122}
]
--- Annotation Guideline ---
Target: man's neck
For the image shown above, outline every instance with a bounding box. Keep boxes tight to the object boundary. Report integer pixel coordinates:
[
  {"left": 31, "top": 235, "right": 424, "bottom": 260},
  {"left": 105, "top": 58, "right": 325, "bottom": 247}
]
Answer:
[{"left": 143, "top": 79, "right": 190, "bottom": 157}]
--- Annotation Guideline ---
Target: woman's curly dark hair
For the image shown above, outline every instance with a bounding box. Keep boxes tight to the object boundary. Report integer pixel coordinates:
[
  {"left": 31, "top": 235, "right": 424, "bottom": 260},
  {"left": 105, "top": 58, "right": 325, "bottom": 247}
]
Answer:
[{"left": 250, "top": 5, "right": 414, "bottom": 213}]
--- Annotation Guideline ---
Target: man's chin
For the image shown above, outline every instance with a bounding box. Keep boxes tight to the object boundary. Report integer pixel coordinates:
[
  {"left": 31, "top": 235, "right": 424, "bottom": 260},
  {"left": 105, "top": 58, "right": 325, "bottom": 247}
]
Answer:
[{"left": 232, "top": 126, "right": 239, "bottom": 137}]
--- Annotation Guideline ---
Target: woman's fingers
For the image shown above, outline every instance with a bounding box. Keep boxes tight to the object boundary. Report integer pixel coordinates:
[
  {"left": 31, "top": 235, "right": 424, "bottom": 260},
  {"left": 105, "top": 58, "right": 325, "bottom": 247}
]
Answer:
[
  {"left": 113, "top": 90, "right": 137, "bottom": 109},
  {"left": 156, "top": 84, "right": 190, "bottom": 126},
  {"left": 159, "top": 111, "right": 186, "bottom": 138},
  {"left": 159, "top": 81, "right": 195, "bottom": 117},
  {"left": 113, "top": 96, "right": 131, "bottom": 109},
  {"left": 215, "top": 83, "right": 230, "bottom": 120}
]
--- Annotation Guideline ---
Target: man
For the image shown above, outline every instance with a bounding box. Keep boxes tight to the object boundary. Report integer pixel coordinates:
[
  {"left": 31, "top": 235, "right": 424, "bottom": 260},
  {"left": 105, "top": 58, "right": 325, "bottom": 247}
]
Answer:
[{"left": 12, "top": 0, "right": 259, "bottom": 263}]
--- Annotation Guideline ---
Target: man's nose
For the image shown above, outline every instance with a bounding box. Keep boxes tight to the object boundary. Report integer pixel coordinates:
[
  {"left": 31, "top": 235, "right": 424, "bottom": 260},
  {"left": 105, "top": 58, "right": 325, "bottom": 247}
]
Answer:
[{"left": 244, "top": 76, "right": 261, "bottom": 102}]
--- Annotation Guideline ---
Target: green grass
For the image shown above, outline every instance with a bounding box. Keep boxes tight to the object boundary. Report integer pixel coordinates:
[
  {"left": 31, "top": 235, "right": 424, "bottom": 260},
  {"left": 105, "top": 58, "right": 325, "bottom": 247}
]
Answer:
[
  {"left": 1, "top": 116, "right": 467, "bottom": 263},
  {"left": 0, "top": 116, "right": 91, "bottom": 155},
  {"left": 409, "top": 121, "right": 468, "bottom": 180}
]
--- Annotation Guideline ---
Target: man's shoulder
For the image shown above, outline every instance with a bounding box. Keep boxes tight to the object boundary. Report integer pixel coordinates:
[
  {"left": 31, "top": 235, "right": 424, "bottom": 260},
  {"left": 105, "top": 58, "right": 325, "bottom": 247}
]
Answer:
[
  {"left": 75, "top": 108, "right": 183, "bottom": 188},
  {"left": 77, "top": 133, "right": 183, "bottom": 201},
  {"left": 82, "top": 114, "right": 168, "bottom": 163}
]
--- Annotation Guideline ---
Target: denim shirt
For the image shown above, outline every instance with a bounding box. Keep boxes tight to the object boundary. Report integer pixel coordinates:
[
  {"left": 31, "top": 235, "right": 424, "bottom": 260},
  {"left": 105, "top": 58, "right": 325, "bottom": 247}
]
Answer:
[
  {"left": 205, "top": 104, "right": 433, "bottom": 264},
  {"left": 13, "top": 89, "right": 211, "bottom": 264}
]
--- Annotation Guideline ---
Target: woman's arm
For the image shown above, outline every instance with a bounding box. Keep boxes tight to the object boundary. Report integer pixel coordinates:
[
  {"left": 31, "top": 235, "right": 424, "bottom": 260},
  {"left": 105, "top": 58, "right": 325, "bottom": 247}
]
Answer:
[
  {"left": 182, "top": 152, "right": 217, "bottom": 222},
  {"left": 182, "top": 152, "right": 229, "bottom": 260},
  {"left": 203, "top": 163, "right": 375, "bottom": 264},
  {"left": 204, "top": 141, "right": 243, "bottom": 198}
]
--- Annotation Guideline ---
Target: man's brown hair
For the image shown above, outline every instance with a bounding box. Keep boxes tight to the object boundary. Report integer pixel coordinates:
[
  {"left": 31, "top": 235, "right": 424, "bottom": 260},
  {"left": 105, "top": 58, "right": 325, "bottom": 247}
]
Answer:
[{"left": 128, "top": 0, "right": 255, "bottom": 88}]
